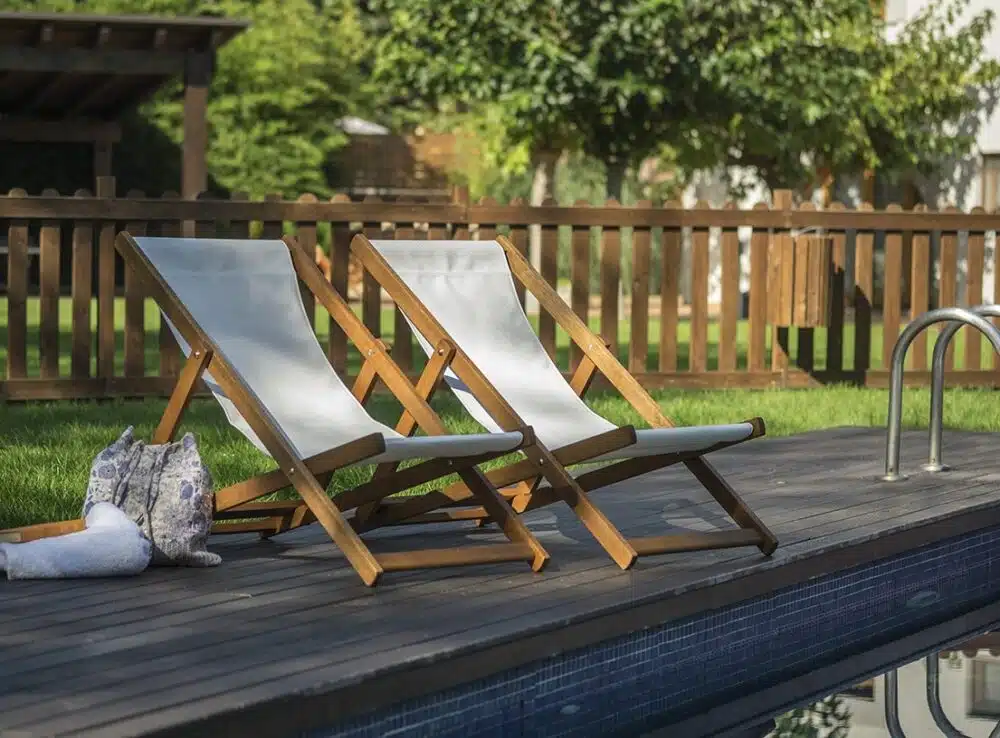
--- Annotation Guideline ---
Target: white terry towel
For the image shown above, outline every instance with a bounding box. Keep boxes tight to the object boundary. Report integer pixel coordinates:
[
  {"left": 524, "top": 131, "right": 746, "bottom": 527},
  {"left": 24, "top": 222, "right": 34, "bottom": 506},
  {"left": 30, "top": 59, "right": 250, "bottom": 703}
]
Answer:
[{"left": 0, "top": 503, "right": 152, "bottom": 580}]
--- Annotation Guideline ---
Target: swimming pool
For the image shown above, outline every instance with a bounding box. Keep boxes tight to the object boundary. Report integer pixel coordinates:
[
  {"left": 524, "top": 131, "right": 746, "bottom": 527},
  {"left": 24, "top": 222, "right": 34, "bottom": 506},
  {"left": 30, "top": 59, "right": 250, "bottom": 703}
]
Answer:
[{"left": 310, "top": 522, "right": 1000, "bottom": 738}]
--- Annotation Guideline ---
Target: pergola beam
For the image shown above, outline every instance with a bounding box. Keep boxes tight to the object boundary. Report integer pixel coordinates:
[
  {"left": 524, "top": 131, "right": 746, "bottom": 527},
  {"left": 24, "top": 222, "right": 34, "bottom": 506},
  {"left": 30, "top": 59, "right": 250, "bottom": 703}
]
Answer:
[
  {"left": 0, "top": 117, "right": 121, "bottom": 143},
  {"left": 0, "top": 47, "right": 187, "bottom": 76}
]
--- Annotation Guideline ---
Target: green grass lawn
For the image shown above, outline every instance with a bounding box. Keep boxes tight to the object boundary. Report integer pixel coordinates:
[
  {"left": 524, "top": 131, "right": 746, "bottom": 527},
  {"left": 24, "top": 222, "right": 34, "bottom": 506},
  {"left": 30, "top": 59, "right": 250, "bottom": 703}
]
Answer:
[
  {"left": 4, "top": 296, "right": 1000, "bottom": 378},
  {"left": 3, "top": 295, "right": 1000, "bottom": 528},
  {"left": 2, "top": 384, "right": 999, "bottom": 529}
]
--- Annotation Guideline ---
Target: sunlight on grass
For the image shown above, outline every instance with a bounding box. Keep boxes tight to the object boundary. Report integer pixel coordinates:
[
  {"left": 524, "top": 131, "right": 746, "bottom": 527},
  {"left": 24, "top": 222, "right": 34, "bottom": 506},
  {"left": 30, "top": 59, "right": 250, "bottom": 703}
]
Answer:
[{"left": 2, "top": 385, "right": 998, "bottom": 529}]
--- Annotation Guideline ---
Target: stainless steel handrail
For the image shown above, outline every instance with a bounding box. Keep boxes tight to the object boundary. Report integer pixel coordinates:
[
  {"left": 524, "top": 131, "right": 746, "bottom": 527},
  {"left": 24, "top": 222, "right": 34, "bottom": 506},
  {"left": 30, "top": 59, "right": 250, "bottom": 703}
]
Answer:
[
  {"left": 926, "top": 654, "right": 970, "bottom": 737},
  {"left": 924, "top": 304, "right": 1000, "bottom": 473},
  {"left": 885, "top": 669, "right": 907, "bottom": 738},
  {"left": 882, "top": 307, "right": 1000, "bottom": 481}
]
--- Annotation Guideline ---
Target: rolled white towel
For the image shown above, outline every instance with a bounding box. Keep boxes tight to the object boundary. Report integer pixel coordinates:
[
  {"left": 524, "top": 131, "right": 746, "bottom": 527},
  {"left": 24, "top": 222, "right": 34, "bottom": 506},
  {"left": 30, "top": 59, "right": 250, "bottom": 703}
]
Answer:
[{"left": 0, "top": 503, "right": 152, "bottom": 580}]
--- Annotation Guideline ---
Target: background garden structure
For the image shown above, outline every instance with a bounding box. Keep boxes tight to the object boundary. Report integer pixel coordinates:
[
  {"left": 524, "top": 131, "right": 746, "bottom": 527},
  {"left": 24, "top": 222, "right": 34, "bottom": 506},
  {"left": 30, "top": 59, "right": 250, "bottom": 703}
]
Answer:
[{"left": 1, "top": 183, "right": 1000, "bottom": 402}]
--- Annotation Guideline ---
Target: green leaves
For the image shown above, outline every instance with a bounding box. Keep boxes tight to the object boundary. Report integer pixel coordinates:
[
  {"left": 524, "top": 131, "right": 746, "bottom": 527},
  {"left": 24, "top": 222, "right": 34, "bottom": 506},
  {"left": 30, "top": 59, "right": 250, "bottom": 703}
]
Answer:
[{"left": 144, "top": 0, "right": 367, "bottom": 197}]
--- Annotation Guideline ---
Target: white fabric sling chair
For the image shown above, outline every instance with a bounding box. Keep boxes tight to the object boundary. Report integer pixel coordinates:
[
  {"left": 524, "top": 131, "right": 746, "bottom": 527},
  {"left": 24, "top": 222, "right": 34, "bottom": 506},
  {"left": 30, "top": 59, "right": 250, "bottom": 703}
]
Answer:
[
  {"left": 346, "top": 234, "right": 779, "bottom": 570},
  {"left": 1, "top": 234, "right": 549, "bottom": 588}
]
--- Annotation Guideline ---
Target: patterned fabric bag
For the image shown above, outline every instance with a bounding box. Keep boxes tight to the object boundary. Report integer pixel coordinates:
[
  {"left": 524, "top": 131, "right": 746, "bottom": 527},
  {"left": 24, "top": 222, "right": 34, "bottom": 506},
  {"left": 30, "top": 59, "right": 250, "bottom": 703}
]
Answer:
[{"left": 82, "top": 427, "right": 221, "bottom": 567}]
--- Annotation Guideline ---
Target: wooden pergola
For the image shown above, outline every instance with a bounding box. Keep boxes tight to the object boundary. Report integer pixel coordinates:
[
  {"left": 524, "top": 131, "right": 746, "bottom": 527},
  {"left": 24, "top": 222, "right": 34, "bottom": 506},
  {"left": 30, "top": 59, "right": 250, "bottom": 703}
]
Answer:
[{"left": 0, "top": 11, "right": 248, "bottom": 197}]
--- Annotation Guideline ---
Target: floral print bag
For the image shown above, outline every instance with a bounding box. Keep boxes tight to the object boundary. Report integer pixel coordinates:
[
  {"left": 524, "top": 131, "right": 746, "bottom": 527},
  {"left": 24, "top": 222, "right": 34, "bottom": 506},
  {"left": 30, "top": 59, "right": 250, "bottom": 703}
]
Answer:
[{"left": 82, "top": 427, "right": 221, "bottom": 567}]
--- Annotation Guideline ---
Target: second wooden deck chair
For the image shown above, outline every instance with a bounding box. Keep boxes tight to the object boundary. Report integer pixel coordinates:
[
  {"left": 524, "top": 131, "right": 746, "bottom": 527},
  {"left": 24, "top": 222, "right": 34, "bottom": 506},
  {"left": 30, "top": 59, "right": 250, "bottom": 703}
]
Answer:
[
  {"left": 107, "top": 233, "right": 549, "bottom": 587},
  {"left": 348, "top": 234, "right": 779, "bottom": 570}
]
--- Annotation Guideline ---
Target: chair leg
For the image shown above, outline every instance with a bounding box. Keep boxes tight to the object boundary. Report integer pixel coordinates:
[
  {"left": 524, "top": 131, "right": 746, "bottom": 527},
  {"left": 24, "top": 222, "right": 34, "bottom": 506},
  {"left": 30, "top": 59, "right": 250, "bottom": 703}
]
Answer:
[
  {"left": 684, "top": 457, "right": 778, "bottom": 555},
  {"left": 455, "top": 466, "right": 549, "bottom": 572},
  {"left": 518, "top": 445, "right": 637, "bottom": 570}
]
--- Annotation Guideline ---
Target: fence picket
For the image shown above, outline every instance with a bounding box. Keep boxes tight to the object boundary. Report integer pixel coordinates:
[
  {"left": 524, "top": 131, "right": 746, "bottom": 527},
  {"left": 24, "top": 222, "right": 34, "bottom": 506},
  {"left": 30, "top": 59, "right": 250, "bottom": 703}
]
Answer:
[
  {"left": 6, "top": 188, "right": 28, "bottom": 380},
  {"left": 539, "top": 198, "right": 559, "bottom": 362},
  {"left": 391, "top": 221, "right": 417, "bottom": 372},
  {"left": 95, "top": 176, "right": 116, "bottom": 381},
  {"left": 966, "top": 207, "right": 986, "bottom": 370},
  {"left": 630, "top": 201, "right": 652, "bottom": 374},
  {"left": 719, "top": 202, "right": 740, "bottom": 372},
  {"left": 909, "top": 205, "right": 931, "bottom": 371},
  {"left": 600, "top": 200, "right": 622, "bottom": 360},
  {"left": 793, "top": 202, "right": 815, "bottom": 372},
  {"left": 70, "top": 189, "right": 94, "bottom": 379},
  {"left": 939, "top": 208, "right": 960, "bottom": 370},
  {"left": 881, "top": 203, "right": 904, "bottom": 370},
  {"left": 570, "top": 200, "right": 591, "bottom": 371},
  {"left": 38, "top": 189, "right": 61, "bottom": 378},
  {"left": 328, "top": 194, "right": 352, "bottom": 373},
  {"left": 123, "top": 190, "right": 147, "bottom": 378},
  {"left": 748, "top": 202, "right": 770, "bottom": 373},
  {"left": 157, "top": 191, "right": 183, "bottom": 378},
  {"left": 507, "top": 198, "right": 530, "bottom": 309},
  {"left": 826, "top": 202, "right": 847, "bottom": 372},
  {"left": 689, "top": 200, "right": 711, "bottom": 373},
  {"left": 295, "top": 193, "right": 319, "bottom": 329},
  {"left": 853, "top": 203, "right": 875, "bottom": 374},
  {"left": 658, "top": 201, "right": 682, "bottom": 372},
  {"left": 361, "top": 195, "right": 384, "bottom": 339}
]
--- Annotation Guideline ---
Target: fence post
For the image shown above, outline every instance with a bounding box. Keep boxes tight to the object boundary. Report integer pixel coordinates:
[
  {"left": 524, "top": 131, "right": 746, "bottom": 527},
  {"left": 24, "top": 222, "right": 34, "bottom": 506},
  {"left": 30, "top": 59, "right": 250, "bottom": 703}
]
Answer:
[{"left": 771, "top": 189, "right": 794, "bottom": 380}]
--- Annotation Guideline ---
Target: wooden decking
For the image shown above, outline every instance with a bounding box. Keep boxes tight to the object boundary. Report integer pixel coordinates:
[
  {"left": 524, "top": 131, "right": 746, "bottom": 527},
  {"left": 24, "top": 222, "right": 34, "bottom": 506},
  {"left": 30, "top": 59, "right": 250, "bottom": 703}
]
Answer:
[{"left": 3, "top": 426, "right": 1000, "bottom": 737}]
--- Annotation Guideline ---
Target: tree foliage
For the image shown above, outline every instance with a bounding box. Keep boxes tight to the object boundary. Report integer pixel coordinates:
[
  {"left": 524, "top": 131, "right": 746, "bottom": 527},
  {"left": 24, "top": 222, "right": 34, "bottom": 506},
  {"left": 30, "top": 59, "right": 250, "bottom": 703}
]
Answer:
[
  {"left": 369, "top": 0, "right": 709, "bottom": 199},
  {"left": 711, "top": 0, "right": 1000, "bottom": 189},
  {"left": 770, "top": 695, "right": 851, "bottom": 738},
  {"left": 368, "top": 0, "right": 999, "bottom": 198}
]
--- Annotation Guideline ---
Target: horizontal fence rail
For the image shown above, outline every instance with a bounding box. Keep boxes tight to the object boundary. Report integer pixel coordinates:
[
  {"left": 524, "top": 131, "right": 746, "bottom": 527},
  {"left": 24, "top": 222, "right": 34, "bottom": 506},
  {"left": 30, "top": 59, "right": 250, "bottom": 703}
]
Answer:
[{"left": 2, "top": 180, "right": 1000, "bottom": 402}]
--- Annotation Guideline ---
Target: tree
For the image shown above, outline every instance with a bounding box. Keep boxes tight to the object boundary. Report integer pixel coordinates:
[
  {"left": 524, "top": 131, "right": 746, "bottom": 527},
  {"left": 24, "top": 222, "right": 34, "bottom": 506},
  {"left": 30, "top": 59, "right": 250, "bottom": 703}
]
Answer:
[
  {"left": 370, "top": 0, "right": 999, "bottom": 205},
  {"left": 707, "top": 0, "right": 1000, "bottom": 192},
  {"left": 771, "top": 695, "right": 851, "bottom": 738},
  {"left": 368, "top": 0, "right": 704, "bottom": 203},
  {"left": 0, "top": 0, "right": 370, "bottom": 198}
]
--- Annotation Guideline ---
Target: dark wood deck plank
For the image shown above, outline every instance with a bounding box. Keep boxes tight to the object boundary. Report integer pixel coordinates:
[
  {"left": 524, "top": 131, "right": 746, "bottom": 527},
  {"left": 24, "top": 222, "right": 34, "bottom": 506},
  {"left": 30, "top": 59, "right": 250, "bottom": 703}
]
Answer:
[{"left": 3, "top": 427, "right": 1000, "bottom": 737}]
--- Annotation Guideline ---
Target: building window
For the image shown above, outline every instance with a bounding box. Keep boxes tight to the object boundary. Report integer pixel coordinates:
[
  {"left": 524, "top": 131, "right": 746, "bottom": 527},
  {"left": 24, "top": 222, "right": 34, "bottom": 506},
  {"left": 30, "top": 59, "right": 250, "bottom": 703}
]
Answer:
[
  {"left": 969, "top": 660, "right": 1000, "bottom": 717},
  {"left": 841, "top": 679, "right": 875, "bottom": 700},
  {"left": 983, "top": 154, "right": 1000, "bottom": 212}
]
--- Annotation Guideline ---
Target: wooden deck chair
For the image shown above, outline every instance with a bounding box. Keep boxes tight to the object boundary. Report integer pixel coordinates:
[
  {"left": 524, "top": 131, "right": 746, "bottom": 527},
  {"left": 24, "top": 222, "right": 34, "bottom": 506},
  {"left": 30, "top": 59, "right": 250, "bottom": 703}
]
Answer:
[
  {"left": 1, "top": 234, "right": 550, "bottom": 587},
  {"left": 348, "top": 234, "right": 779, "bottom": 570}
]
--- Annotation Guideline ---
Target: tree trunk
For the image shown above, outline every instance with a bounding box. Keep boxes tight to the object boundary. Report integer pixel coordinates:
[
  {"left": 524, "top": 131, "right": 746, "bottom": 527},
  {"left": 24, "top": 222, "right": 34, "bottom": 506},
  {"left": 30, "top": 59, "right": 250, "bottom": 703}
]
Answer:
[
  {"left": 527, "top": 148, "right": 559, "bottom": 313},
  {"left": 606, "top": 158, "right": 627, "bottom": 202}
]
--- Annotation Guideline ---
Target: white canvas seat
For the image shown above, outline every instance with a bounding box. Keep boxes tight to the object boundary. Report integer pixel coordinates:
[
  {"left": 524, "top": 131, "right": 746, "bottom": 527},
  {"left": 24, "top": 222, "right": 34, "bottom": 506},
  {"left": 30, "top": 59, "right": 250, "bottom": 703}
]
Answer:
[
  {"left": 138, "top": 237, "right": 525, "bottom": 465},
  {"left": 367, "top": 238, "right": 755, "bottom": 460},
  {"left": 349, "top": 233, "right": 778, "bottom": 570}
]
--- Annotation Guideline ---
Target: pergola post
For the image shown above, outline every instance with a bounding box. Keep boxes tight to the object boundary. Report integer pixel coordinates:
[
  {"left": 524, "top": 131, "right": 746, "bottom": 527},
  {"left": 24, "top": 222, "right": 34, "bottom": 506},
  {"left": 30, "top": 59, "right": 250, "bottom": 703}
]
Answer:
[
  {"left": 182, "top": 51, "right": 213, "bottom": 200},
  {"left": 93, "top": 139, "right": 113, "bottom": 185}
]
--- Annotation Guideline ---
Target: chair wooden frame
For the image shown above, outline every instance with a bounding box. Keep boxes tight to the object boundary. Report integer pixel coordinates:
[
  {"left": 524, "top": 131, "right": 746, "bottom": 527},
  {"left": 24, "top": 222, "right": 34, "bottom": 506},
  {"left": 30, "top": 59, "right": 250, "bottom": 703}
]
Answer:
[
  {"left": 348, "top": 233, "right": 779, "bottom": 570},
  {"left": 0, "top": 233, "right": 552, "bottom": 587}
]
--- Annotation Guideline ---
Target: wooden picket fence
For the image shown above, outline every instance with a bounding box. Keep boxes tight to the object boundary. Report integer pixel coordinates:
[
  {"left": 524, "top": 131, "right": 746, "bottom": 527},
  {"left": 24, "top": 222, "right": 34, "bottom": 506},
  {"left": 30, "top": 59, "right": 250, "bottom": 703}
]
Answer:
[{"left": 2, "top": 178, "right": 1000, "bottom": 401}]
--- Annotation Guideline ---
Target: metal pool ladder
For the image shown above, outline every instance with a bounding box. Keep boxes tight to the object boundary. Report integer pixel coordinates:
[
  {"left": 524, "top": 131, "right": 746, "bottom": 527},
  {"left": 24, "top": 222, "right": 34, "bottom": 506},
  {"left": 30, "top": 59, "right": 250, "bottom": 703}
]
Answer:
[
  {"left": 884, "top": 656, "right": 1000, "bottom": 738},
  {"left": 882, "top": 307, "right": 1000, "bottom": 482}
]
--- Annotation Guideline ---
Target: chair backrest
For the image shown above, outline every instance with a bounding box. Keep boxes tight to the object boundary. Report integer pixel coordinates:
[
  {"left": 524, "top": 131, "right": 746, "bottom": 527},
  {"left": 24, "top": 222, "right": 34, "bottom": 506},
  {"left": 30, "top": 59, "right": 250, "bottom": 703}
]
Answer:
[
  {"left": 132, "top": 237, "right": 395, "bottom": 459},
  {"left": 370, "top": 239, "right": 617, "bottom": 451}
]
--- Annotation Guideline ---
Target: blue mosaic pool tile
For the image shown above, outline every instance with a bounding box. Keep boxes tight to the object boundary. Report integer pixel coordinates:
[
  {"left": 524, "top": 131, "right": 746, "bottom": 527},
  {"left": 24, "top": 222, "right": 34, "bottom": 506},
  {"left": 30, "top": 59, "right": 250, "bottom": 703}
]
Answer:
[{"left": 308, "top": 523, "right": 1000, "bottom": 738}]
